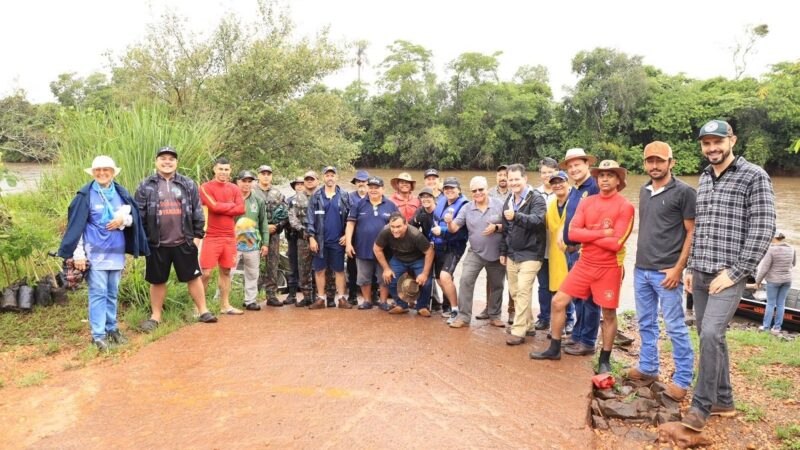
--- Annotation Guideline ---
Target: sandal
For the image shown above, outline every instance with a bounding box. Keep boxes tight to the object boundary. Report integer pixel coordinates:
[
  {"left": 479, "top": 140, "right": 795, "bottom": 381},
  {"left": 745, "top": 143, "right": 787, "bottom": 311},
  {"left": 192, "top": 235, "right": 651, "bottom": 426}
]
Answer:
[
  {"left": 221, "top": 307, "right": 244, "bottom": 315},
  {"left": 139, "top": 319, "right": 160, "bottom": 333},
  {"left": 198, "top": 312, "right": 218, "bottom": 323}
]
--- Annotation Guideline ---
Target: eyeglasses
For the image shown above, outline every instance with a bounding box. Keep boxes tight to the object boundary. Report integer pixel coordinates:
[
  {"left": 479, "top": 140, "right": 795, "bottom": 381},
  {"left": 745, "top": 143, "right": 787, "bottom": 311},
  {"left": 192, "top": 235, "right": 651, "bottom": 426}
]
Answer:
[
  {"left": 471, "top": 188, "right": 485, "bottom": 193},
  {"left": 373, "top": 204, "right": 379, "bottom": 216}
]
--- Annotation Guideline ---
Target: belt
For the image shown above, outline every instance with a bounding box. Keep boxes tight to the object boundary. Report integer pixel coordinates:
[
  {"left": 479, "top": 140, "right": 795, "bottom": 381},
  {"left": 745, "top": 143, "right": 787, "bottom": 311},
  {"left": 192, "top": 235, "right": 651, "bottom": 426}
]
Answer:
[{"left": 566, "top": 244, "right": 582, "bottom": 253}]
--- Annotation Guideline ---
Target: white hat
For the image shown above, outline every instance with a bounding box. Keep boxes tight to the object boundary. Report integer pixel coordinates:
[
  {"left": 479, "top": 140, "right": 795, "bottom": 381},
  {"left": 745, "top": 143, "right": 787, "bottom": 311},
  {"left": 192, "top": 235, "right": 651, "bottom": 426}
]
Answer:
[
  {"left": 559, "top": 148, "right": 597, "bottom": 169},
  {"left": 84, "top": 156, "right": 121, "bottom": 176}
]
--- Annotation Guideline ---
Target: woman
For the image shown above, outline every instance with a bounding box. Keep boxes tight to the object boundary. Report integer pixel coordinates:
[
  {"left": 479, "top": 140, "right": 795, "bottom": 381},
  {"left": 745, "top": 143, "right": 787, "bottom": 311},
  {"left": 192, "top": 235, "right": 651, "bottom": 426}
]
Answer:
[
  {"left": 755, "top": 232, "right": 796, "bottom": 334},
  {"left": 58, "top": 156, "right": 149, "bottom": 350}
]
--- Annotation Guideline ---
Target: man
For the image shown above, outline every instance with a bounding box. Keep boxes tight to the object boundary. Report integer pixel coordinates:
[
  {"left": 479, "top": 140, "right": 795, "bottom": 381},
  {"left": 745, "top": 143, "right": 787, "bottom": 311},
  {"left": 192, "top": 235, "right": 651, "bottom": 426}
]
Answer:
[
  {"left": 390, "top": 172, "right": 421, "bottom": 222},
  {"left": 533, "top": 157, "right": 559, "bottom": 331},
  {"left": 135, "top": 146, "right": 217, "bottom": 332},
  {"left": 423, "top": 168, "right": 442, "bottom": 198},
  {"left": 499, "top": 164, "right": 547, "bottom": 345},
  {"left": 199, "top": 157, "right": 246, "bottom": 315},
  {"left": 625, "top": 141, "right": 696, "bottom": 401},
  {"left": 374, "top": 212, "right": 435, "bottom": 315},
  {"left": 447, "top": 176, "right": 506, "bottom": 329},
  {"left": 307, "top": 166, "right": 352, "bottom": 309},
  {"left": 346, "top": 170, "right": 370, "bottom": 305},
  {"left": 680, "top": 120, "right": 775, "bottom": 432},
  {"left": 288, "top": 171, "right": 319, "bottom": 307},
  {"left": 482, "top": 163, "right": 512, "bottom": 322},
  {"left": 531, "top": 160, "right": 635, "bottom": 377},
  {"left": 345, "top": 176, "right": 398, "bottom": 310},
  {"left": 283, "top": 177, "right": 305, "bottom": 305},
  {"left": 558, "top": 148, "right": 600, "bottom": 353},
  {"left": 434, "top": 177, "right": 470, "bottom": 324},
  {"left": 544, "top": 171, "right": 571, "bottom": 304},
  {"left": 234, "top": 170, "right": 270, "bottom": 311},
  {"left": 421, "top": 169, "right": 445, "bottom": 313},
  {"left": 254, "top": 165, "right": 287, "bottom": 307}
]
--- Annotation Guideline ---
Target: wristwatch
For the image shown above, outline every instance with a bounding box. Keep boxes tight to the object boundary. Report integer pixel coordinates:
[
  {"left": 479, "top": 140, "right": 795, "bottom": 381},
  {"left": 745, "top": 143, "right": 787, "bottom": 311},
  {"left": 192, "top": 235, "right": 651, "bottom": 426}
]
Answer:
[{"left": 494, "top": 224, "right": 500, "bottom": 232}]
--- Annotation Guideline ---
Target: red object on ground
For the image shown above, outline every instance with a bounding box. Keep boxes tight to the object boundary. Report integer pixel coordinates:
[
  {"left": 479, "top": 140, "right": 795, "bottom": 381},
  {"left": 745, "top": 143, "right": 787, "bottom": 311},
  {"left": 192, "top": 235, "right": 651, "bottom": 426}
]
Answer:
[{"left": 592, "top": 373, "right": 616, "bottom": 389}]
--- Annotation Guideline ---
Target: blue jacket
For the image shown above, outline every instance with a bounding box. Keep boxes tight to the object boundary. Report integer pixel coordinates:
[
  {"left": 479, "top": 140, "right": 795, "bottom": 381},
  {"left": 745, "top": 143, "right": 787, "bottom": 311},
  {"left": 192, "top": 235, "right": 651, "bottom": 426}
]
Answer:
[
  {"left": 432, "top": 194, "right": 469, "bottom": 252},
  {"left": 306, "top": 185, "right": 351, "bottom": 259},
  {"left": 58, "top": 181, "right": 150, "bottom": 259}
]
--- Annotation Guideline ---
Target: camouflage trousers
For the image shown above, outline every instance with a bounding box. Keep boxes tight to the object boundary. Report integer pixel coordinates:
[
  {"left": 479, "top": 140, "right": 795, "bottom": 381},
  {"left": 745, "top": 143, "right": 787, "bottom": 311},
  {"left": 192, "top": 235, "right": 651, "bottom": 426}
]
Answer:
[
  {"left": 259, "top": 233, "right": 282, "bottom": 299},
  {"left": 297, "top": 238, "right": 336, "bottom": 300}
]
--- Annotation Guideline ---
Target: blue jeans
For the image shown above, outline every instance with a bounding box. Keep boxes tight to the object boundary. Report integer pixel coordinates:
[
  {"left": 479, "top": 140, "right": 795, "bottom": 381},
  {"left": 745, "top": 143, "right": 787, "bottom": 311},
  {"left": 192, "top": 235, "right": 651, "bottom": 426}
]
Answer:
[
  {"left": 566, "top": 249, "right": 597, "bottom": 346},
  {"left": 388, "top": 257, "right": 433, "bottom": 310},
  {"left": 87, "top": 269, "right": 122, "bottom": 341},
  {"left": 764, "top": 282, "right": 790, "bottom": 330},
  {"left": 634, "top": 268, "right": 695, "bottom": 389}
]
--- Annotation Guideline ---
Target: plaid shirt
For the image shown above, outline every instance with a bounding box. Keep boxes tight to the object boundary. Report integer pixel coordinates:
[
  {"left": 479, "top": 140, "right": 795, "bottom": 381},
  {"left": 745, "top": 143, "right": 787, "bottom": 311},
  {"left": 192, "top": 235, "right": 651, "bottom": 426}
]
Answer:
[{"left": 688, "top": 156, "right": 775, "bottom": 282}]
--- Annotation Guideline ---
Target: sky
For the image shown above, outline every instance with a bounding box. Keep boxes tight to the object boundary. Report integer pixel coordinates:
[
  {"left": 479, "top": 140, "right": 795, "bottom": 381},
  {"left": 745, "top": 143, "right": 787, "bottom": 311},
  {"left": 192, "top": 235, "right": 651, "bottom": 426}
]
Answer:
[{"left": 2, "top": 0, "right": 798, "bottom": 103}]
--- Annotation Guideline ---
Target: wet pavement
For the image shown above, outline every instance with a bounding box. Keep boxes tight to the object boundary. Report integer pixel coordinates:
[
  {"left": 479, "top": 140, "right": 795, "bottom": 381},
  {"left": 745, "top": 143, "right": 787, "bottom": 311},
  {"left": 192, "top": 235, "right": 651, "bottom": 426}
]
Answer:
[{"left": 1, "top": 302, "right": 594, "bottom": 449}]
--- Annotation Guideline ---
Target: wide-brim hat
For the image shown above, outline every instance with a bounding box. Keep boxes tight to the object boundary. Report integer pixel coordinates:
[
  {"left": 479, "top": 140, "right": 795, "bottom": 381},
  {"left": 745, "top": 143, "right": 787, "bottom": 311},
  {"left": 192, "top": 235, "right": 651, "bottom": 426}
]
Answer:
[
  {"left": 398, "top": 273, "right": 420, "bottom": 305},
  {"left": 390, "top": 172, "right": 417, "bottom": 191},
  {"left": 84, "top": 155, "right": 121, "bottom": 176},
  {"left": 590, "top": 160, "right": 627, "bottom": 191},
  {"left": 559, "top": 148, "right": 597, "bottom": 169},
  {"left": 289, "top": 177, "right": 304, "bottom": 189}
]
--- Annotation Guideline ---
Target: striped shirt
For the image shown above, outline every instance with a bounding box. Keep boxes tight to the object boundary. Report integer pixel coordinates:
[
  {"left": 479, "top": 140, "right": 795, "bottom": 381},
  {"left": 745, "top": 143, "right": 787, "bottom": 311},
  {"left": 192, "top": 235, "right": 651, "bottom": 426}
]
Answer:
[{"left": 688, "top": 156, "right": 775, "bottom": 282}]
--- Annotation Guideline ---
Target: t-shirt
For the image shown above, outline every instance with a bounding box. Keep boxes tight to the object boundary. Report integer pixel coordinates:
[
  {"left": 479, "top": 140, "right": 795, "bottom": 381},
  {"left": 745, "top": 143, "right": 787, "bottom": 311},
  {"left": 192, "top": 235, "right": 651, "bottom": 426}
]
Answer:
[
  {"left": 348, "top": 196, "right": 399, "bottom": 260},
  {"left": 636, "top": 177, "right": 696, "bottom": 270},
  {"left": 375, "top": 225, "right": 431, "bottom": 263},
  {"left": 569, "top": 191, "right": 635, "bottom": 268},
  {"left": 84, "top": 187, "right": 126, "bottom": 270},
  {"left": 157, "top": 177, "right": 185, "bottom": 246},
  {"left": 322, "top": 190, "right": 343, "bottom": 244}
]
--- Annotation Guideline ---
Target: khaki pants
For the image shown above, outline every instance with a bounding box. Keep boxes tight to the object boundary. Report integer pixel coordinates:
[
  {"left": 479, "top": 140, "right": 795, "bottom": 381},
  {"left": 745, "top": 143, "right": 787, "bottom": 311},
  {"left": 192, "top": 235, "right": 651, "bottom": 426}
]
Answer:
[
  {"left": 235, "top": 250, "right": 261, "bottom": 305},
  {"left": 506, "top": 259, "right": 542, "bottom": 337}
]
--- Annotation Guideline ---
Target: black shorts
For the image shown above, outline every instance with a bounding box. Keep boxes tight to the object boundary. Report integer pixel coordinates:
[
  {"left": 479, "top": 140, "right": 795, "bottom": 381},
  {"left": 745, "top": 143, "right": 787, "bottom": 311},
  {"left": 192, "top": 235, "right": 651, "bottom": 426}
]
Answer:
[
  {"left": 145, "top": 242, "right": 202, "bottom": 284},
  {"left": 434, "top": 249, "right": 464, "bottom": 279}
]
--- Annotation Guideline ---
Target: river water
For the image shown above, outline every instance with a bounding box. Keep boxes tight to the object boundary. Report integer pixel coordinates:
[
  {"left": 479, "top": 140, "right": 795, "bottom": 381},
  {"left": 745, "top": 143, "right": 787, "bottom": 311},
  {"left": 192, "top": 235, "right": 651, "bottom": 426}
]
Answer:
[{"left": 7, "top": 163, "right": 799, "bottom": 311}]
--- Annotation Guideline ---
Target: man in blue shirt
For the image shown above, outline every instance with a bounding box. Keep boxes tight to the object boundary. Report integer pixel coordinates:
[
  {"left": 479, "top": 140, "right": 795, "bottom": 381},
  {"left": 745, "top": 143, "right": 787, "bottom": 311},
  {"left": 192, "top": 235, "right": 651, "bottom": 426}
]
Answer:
[
  {"left": 346, "top": 169, "right": 370, "bottom": 305},
  {"left": 345, "top": 176, "right": 399, "bottom": 310}
]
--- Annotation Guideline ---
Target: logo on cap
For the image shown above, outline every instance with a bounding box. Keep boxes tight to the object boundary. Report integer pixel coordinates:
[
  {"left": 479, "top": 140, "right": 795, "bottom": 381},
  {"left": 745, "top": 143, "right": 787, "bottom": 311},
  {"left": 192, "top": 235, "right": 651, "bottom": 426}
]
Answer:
[{"left": 704, "top": 122, "right": 719, "bottom": 132}]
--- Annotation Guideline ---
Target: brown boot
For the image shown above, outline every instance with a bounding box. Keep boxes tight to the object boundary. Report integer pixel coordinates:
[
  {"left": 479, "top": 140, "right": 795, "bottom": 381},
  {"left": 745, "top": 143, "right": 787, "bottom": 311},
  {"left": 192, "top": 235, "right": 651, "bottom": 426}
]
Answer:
[
  {"left": 309, "top": 297, "right": 326, "bottom": 310},
  {"left": 337, "top": 297, "right": 353, "bottom": 309}
]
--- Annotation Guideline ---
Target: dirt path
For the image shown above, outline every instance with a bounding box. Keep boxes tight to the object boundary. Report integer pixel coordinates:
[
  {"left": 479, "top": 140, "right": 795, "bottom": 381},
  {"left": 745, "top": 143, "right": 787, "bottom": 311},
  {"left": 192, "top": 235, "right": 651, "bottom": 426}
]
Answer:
[{"left": 0, "top": 306, "right": 594, "bottom": 449}]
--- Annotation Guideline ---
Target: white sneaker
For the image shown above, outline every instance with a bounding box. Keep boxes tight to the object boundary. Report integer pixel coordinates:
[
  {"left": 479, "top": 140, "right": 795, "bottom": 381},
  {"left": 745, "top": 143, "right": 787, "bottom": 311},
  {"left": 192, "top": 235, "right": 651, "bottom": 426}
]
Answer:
[
  {"left": 758, "top": 325, "right": 768, "bottom": 331},
  {"left": 770, "top": 328, "right": 781, "bottom": 336},
  {"left": 446, "top": 310, "right": 458, "bottom": 325}
]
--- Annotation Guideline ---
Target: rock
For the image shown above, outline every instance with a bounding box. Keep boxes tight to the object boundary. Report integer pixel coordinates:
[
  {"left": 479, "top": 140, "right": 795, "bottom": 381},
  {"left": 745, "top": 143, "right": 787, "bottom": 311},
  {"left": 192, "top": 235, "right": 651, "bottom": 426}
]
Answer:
[
  {"left": 634, "top": 398, "right": 660, "bottom": 413},
  {"left": 636, "top": 386, "right": 655, "bottom": 399},
  {"left": 746, "top": 443, "right": 757, "bottom": 449},
  {"left": 651, "top": 381, "right": 667, "bottom": 395},
  {"left": 591, "top": 399, "right": 602, "bottom": 416},
  {"left": 656, "top": 411, "right": 680, "bottom": 425},
  {"left": 619, "top": 385, "right": 634, "bottom": 397},
  {"left": 595, "top": 388, "right": 617, "bottom": 400},
  {"left": 600, "top": 400, "right": 639, "bottom": 419},
  {"left": 657, "top": 392, "right": 681, "bottom": 409},
  {"left": 592, "top": 414, "right": 609, "bottom": 430},
  {"left": 630, "top": 378, "right": 656, "bottom": 388},
  {"left": 626, "top": 427, "right": 658, "bottom": 442},
  {"left": 611, "top": 425, "right": 628, "bottom": 436},
  {"left": 658, "top": 422, "right": 712, "bottom": 448}
]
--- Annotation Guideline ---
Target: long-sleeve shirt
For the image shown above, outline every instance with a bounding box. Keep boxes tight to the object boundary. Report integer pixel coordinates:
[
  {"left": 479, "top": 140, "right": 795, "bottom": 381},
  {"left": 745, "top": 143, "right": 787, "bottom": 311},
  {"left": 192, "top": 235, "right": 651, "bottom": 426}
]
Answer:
[
  {"left": 688, "top": 156, "right": 776, "bottom": 282},
  {"left": 569, "top": 191, "right": 634, "bottom": 268},
  {"left": 755, "top": 243, "right": 796, "bottom": 285},
  {"left": 390, "top": 192, "right": 420, "bottom": 222},
  {"left": 199, "top": 180, "right": 245, "bottom": 238},
  {"left": 235, "top": 192, "right": 270, "bottom": 251}
]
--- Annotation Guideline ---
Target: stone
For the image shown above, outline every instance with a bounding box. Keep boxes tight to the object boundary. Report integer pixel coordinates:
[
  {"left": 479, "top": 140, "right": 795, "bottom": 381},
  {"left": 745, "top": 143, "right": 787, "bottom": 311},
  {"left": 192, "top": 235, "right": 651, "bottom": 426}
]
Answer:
[
  {"left": 657, "top": 392, "right": 681, "bottom": 410},
  {"left": 634, "top": 398, "right": 660, "bottom": 413},
  {"left": 657, "top": 422, "right": 712, "bottom": 448},
  {"left": 592, "top": 414, "right": 609, "bottom": 430},
  {"left": 611, "top": 425, "right": 628, "bottom": 436},
  {"left": 626, "top": 428, "right": 658, "bottom": 442},
  {"left": 630, "top": 378, "right": 656, "bottom": 388},
  {"left": 655, "top": 411, "right": 679, "bottom": 425},
  {"left": 591, "top": 399, "right": 602, "bottom": 416},
  {"left": 636, "top": 386, "right": 654, "bottom": 399},
  {"left": 619, "top": 385, "right": 634, "bottom": 397},
  {"left": 599, "top": 400, "right": 639, "bottom": 420},
  {"left": 595, "top": 388, "right": 617, "bottom": 400}
]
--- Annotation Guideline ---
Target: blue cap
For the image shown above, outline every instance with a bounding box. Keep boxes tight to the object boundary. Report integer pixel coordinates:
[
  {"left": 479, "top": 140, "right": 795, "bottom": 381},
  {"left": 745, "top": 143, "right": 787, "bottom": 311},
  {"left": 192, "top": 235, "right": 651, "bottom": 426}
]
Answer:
[
  {"left": 351, "top": 170, "right": 369, "bottom": 184},
  {"left": 322, "top": 166, "right": 337, "bottom": 174},
  {"left": 549, "top": 171, "right": 568, "bottom": 184}
]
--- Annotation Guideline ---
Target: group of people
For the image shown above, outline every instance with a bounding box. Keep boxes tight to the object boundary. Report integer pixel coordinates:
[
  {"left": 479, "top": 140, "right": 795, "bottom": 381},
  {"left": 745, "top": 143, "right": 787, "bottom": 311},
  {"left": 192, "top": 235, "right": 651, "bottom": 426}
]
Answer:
[{"left": 58, "top": 119, "right": 780, "bottom": 434}]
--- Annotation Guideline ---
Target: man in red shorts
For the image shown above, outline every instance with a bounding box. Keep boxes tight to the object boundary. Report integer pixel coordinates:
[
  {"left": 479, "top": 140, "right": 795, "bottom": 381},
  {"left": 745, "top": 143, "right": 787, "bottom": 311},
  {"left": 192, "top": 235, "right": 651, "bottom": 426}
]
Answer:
[
  {"left": 530, "top": 160, "right": 634, "bottom": 374},
  {"left": 199, "top": 157, "right": 246, "bottom": 315}
]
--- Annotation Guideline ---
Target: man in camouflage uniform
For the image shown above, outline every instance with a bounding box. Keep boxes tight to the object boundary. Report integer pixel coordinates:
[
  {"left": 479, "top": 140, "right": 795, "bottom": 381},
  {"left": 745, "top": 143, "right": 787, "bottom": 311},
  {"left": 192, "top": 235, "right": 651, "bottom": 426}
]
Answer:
[
  {"left": 255, "top": 165, "right": 288, "bottom": 306},
  {"left": 288, "top": 171, "right": 319, "bottom": 307}
]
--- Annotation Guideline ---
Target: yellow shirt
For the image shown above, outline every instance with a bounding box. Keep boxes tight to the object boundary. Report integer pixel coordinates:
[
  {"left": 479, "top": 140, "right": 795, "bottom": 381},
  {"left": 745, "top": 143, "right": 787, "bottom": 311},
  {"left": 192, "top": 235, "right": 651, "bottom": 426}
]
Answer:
[{"left": 546, "top": 197, "right": 570, "bottom": 291}]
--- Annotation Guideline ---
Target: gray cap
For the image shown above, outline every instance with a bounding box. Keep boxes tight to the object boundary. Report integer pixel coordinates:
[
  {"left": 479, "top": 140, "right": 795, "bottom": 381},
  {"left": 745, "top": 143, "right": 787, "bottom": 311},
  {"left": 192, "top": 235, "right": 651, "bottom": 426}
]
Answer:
[
  {"left": 442, "top": 177, "right": 460, "bottom": 188},
  {"left": 257, "top": 165, "right": 273, "bottom": 173},
  {"left": 418, "top": 187, "right": 435, "bottom": 198},
  {"left": 424, "top": 168, "right": 440, "bottom": 178},
  {"left": 303, "top": 170, "right": 318, "bottom": 180},
  {"left": 237, "top": 170, "right": 256, "bottom": 181}
]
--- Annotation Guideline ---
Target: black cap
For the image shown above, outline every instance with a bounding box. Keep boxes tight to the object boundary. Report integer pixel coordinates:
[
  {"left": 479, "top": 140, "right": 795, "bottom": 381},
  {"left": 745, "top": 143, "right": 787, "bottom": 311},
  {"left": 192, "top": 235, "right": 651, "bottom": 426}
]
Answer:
[
  {"left": 237, "top": 170, "right": 256, "bottom": 181},
  {"left": 156, "top": 146, "right": 178, "bottom": 158},
  {"left": 496, "top": 164, "right": 508, "bottom": 171},
  {"left": 698, "top": 120, "right": 733, "bottom": 139},
  {"left": 424, "top": 168, "right": 440, "bottom": 178},
  {"left": 418, "top": 187, "right": 435, "bottom": 198},
  {"left": 367, "top": 176, "right": 384, "bottom": 187},
  {"left": 442, "top": 177, "right": 460, "bottom": 188}
]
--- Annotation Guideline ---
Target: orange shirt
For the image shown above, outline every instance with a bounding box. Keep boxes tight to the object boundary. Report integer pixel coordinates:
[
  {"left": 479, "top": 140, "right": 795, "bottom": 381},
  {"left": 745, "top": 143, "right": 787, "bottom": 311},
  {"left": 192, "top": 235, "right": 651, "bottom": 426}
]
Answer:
[{"left": 390, "top": 192, "right": 421, "bottom": 222}]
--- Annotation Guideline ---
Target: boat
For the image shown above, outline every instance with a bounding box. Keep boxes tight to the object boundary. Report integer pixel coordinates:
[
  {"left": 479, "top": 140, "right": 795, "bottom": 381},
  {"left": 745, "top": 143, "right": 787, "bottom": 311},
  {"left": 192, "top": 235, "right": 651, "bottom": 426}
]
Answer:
[{"left": 735, "top": 287, "right": 800, "bottom": 331}]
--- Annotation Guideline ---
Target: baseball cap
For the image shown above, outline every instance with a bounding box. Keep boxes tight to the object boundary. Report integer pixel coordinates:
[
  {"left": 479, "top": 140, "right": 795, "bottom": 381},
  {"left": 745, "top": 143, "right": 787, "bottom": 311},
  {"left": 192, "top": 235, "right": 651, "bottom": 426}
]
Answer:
[
  {"left": 351, "top": 170, "right": 370, "bottom": 184},
  {"left": 424, "top": 168, "right": 440, "bottom": 178},
  {"left": 698, "top": 120, "right": 733, "bottom": 139},
  {"left": 237, "top": 170, "right": 256, "bottom": 181},
  {"left": 289, "top": 177, "right": 304, "bottom": 189},
  {"left": 156, "top": 146, "right": 178, "bottom": 158},
  {"left": 303, "top": 170, "right": 318, "bottom": 180},
  {"left": 496, "top": 164, "right": 508, "bottom": 171},
  {"left": 549, "top": 171, "right": 568, "bottom": 184},
  {"left": 442, "top": 177, "right": 460, "bottom": 188},
  {"left": 643, "top": 141, "right": 673, "bottom": 161},
  {"left": 322, "top": 166, "right": 337, "bottom": 174},
  {"left": 257, "top": 165, "right": 273, "bottom": 173},
  {"left": 367, "top": 176, "right": 384, "bottom": 187},
  {"left": 418, "top": 187, "right": 435, "bottom": 198}
]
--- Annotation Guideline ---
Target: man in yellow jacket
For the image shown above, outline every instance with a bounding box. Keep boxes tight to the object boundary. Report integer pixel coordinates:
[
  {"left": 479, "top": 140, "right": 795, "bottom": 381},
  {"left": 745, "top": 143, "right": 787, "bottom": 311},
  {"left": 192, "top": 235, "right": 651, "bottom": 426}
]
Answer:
[{"left": 545, "top": 171, "right": 572, "bottom": 331}]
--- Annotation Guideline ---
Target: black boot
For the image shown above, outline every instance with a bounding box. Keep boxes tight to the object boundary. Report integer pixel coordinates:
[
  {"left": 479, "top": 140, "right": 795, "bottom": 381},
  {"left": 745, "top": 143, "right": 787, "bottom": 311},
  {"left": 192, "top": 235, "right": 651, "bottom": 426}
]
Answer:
[
  {"left": 530, "top": 338, "right": 562, "bottom": 360},
  {"left": 283, "top": 287, "right": 298, "bottom": 305}
]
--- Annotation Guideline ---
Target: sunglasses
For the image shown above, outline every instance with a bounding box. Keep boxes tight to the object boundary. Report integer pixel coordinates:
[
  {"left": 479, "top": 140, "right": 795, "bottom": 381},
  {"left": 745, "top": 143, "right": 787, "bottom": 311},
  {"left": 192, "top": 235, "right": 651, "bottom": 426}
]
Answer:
[{"left": 471, "top": 188, "right": 485, "bottom": 193}]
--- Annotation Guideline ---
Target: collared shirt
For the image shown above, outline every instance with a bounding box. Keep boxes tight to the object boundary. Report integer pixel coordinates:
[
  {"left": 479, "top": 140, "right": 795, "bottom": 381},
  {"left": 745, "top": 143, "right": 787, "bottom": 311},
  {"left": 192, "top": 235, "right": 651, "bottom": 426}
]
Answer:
[
  {"left": 453, "top": 198, "right": 504, "bottom": 261},
  {"left": 636, "top": 177, "right": 696, "bottom": 270},
  {"left": 536, "top": 185, "right": 556, "bottom": 258},
  {"left": 488, "top": 185, "right": 510, "bottom": 201},
  {"left": 688, "top": 156, "right": 775, "bottom": 282},
  {"left": 347, "top": 195, "right": 399, "bottom": 260},
  {"left": 511, "top": 185, "right": 533, "bottom": 211},
  {"left": 563, "top": 176, "right": 599, "bottom": 246}
]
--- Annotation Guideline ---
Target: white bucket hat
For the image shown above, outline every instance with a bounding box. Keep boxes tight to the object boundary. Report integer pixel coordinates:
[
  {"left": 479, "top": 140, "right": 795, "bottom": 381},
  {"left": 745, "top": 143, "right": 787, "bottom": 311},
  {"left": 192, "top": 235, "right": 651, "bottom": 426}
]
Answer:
[{"left": 84, "top": 155, "right": 122, "bottom": 176}]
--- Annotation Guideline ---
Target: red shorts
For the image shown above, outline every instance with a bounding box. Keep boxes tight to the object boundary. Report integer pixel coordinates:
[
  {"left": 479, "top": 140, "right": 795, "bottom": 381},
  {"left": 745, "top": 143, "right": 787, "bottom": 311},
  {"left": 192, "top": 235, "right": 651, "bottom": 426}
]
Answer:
[
  {"left": 199, "top": 236, "right": 237, "bottom": 270},
  {"left": 559, "top": 259, "right": 622, "bottom": 309}
]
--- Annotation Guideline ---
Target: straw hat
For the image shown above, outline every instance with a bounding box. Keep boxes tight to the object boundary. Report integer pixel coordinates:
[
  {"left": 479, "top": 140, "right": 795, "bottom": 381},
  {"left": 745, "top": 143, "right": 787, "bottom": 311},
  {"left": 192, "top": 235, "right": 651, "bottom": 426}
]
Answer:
[
  {"left": 84, "top": 156, "right": 121, "bottom": 176},
  {"left": 390, "top": 172, "right": 417, "bottom": 191},
  {"left": 590, "top": 160, "right": 627, "bottom": 191},
  {"left": 559, "top": 148, "right": 597, "bottom": 169},
  {"left": 397, "top": 273, "right": 420, "bottom": 306}
]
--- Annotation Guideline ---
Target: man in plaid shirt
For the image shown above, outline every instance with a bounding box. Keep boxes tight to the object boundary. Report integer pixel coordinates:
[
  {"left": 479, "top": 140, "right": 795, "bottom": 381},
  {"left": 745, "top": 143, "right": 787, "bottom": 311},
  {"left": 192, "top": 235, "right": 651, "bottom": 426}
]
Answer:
[{"left": 681, "top": 120, "right": 776, "bottom": 432}]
